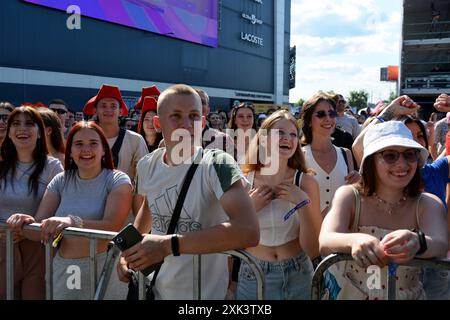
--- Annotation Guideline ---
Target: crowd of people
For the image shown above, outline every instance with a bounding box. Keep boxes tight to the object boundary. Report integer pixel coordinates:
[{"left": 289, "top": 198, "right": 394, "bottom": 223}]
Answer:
[{"left": 0, "top": 84, "right": 449, "bottom": 300}]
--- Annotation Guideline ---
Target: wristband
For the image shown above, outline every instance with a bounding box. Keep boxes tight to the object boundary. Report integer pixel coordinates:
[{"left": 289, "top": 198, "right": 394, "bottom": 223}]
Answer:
[
  {"left": 283, "top": 199, "right": 311, "bottom": 221},
  {"left": 171, "top": 234, "right": 180, "bottom": 256},
  {"left": 376, "top": 116, "right": 385, "bottom": 123},
  {"left": 412, "top": 229, "right": 427, "bottom": 256}
]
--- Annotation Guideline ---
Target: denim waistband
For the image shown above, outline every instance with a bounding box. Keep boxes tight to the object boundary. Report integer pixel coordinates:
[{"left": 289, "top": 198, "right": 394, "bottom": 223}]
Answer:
[{"left": 246, "top": 252, "right": 310, "bottom": 273}]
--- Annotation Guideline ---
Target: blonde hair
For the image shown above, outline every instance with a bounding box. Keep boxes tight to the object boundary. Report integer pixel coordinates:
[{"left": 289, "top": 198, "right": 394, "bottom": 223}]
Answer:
[{"left": 241, "top": 110, "right": 308, "bottom": 174}]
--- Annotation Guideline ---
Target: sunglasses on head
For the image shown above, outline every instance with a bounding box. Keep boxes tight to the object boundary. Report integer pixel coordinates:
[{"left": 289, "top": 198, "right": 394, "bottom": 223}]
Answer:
[
  {"left": 0, "top": 114, "right": 9, "bottom": 122},
  {"left": 50, "top": 108, "right": 67, "bottom": 115},
  {"left": 378, "top": 149, "right": 420, "bottom": 164},
  {"left": 314, "top": 110, "right": 338, "bottom": 119}
]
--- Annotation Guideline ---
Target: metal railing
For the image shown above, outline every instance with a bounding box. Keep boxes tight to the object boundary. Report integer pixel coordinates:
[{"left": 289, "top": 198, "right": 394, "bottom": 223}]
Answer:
[
  {"left": 0, "top": 222, "right": 265, "bottom": 300},
  {"left": 404, "top": 20, "right": 450, "bottom": 40},
  {"left": 311, "top": 253, "right": 450, "bottom": 300}
]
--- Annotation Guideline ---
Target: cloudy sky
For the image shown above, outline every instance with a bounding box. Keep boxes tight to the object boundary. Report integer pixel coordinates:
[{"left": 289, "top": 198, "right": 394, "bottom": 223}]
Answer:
[{"left": 289, "top": 0, "right": 403, "bottom": 104}]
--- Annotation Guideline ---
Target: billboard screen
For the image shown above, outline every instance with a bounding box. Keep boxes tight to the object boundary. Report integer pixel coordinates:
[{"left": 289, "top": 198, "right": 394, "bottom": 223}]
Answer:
[{"left": 24, "top": 0, "right": 218, "bottom": 47}]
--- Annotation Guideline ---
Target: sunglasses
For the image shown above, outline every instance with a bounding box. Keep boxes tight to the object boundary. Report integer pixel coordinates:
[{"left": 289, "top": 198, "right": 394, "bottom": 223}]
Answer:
[
  {"left": 314, "top": 110, "right": 338, "bottom": 119},
  {"left": 50, "top": 108, "right": 67, "bottom": 115},
  {"left": 0, "top": 115, "right": 9, "bottom": 122},
  {"left": 378, "top": 149, "right": 420, "bottom": 164},
  {"left": 338, "top": 100, "right": 346, "bottom": 104}
]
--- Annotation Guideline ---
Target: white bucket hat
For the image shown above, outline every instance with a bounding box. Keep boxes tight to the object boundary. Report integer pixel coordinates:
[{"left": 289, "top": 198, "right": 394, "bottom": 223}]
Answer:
[{"left": 360, "top": 121, "right": 428, "bottom": 174}]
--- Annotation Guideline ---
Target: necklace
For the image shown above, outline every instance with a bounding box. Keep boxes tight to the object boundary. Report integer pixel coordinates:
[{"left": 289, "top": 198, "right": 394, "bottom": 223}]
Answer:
[{"left": 372, "top": 192, "right": 407, "bottom": 215}]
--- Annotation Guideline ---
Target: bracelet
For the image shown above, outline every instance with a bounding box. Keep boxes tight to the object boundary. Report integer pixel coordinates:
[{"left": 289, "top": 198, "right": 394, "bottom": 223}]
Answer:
[
  {"left": 376, "top": 116, "right": 385, "bottom": 123},
  {"left": 412, "top": 229, "right": 427, "bottom": 256},
  {"left": 68, "top": 215, "right": 84, "bottom": 228},
  {"left": 283, "top": 199, "right": 311, "bottom": 221}
]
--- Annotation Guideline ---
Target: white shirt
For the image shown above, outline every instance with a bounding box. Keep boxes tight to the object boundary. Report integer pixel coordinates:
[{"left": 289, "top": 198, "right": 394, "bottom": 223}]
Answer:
[{"left": 302, "top": 145, "right": 348, "bottom": 212}]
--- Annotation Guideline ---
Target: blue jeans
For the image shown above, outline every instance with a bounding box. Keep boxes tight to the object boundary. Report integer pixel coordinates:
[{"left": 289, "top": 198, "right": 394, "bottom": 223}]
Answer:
[
  {"left": 236, "top": 252, "right": 313, "bottom": 300},
  {"left": 422, "top": 267, "right": 450, "bottom": 300}
]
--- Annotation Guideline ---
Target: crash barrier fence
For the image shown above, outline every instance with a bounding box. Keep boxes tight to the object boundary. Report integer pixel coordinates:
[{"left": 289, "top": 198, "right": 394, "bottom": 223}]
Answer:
[
  {"left": 311, "top": 253, "right": 450, "bottom": 300},
  {"left": 0, "top": 222, "right": 265, "bottom": 300}
]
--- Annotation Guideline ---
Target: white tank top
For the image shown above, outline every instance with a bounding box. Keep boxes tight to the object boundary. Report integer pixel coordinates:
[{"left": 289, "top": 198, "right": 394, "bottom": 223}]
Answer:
[
  {"left": 247, "top": 170, "right": 302, "bottom": 246},
  {"left": 302, "top": 144, "right": 348, "bottom": 212}
]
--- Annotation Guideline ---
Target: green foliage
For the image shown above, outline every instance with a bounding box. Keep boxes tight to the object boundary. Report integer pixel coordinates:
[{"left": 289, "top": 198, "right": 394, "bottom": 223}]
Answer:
[
  {"left": 347, "top": 90, "right": 369, "bottom": 110},
  {"left": 297, "top": 98, "right": 305, "bottom": 107}
]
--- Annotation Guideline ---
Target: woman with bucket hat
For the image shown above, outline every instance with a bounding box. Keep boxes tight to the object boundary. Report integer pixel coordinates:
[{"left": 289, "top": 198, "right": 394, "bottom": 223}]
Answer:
[{"left": 319, "top": 121, "right": 448, "bottom": 299}]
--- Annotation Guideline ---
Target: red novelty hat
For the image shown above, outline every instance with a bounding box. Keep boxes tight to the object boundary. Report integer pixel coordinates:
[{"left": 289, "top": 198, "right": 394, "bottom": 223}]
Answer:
[
  {"left": 83, "top": 84, "right": 128, "bottom": 116},
  {"left": 135, "top": 85, "right": 160, "bottom": 109}
]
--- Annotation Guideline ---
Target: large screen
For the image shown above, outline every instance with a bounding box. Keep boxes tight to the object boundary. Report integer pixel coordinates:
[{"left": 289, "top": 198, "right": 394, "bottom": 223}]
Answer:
[{"left": 24, "top": 0, "right": 218, "bottom": 47}]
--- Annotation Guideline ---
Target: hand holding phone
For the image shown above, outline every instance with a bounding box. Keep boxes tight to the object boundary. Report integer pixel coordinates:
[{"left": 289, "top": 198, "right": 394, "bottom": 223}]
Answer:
[{"left": 113, "top": 224, "right": 162, "bottom": 276}]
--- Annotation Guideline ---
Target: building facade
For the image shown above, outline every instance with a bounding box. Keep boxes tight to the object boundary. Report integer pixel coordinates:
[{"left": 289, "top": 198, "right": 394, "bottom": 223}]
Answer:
[
  {"left": 0, "top": 0, "right": 292, "bottom": 112},
  {"left": 400, "top": 0, "right": 450, "bottom": 118}
]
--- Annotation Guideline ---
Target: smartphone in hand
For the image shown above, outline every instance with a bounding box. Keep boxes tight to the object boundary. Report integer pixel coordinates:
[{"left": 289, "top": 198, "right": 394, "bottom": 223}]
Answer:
[{"left": 113, "top": 224, "right": 162, "bottom": 276}]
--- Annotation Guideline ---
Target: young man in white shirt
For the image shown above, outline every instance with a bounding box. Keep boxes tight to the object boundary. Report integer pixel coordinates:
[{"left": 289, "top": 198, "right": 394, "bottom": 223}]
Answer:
[{"left": 117, "top": 84, "right": 259, "bottom": 300}]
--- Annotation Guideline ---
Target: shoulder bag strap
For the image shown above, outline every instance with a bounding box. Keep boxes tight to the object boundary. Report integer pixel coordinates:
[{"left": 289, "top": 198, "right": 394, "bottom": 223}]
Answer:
[
  {"left": 150, "top": 150, "right": 203, "bottom": 288},
  {"left": 111, "top": 128, "right": 126, "bottom": 168}
]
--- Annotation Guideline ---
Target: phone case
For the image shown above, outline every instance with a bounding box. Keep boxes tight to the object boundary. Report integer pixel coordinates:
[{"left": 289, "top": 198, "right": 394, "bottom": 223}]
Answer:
[{"left": 113, "top": 224, "right": 161, "bottom": 276}]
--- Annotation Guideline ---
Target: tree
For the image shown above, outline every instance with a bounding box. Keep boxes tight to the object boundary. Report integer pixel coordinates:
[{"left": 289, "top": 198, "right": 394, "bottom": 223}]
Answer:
[
  {"left": 297, "top": 98, "right": 305, "bottom": 107},
  {"left": 347, "top": 90, "right": 369, "bottom": 110},
  {"left": 388, "top": 91, "right": 397, "bottom": 103}
]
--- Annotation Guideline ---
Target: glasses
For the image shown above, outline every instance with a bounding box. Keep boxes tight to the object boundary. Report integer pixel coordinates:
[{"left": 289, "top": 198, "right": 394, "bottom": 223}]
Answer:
[
  {"left": 50, "top": 108, "right": 67, "bottom": 115},
  {"left": 338, "top": 100, "right": 346, "bottom": 104},
  {"left": 378, "top": 149, "right": 420, "bottom": 164},
  {"left": 0, "top": 115, "right": 9, "bottom": 122},
  {"left": 314, "top": 110, "right": 338, "bottom": 119}
]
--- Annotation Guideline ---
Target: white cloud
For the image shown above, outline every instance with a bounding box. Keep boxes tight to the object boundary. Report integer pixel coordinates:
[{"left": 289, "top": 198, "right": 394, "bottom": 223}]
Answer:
[{"left": 289, "top": 0, "right": 402, "bottom": 103}]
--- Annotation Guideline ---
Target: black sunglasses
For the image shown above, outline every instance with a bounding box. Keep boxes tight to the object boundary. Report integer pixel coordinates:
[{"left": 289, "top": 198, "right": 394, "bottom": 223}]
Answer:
[
  {"left": 378, "top": 149, "right": 420, "bottom": 164},
  {"left": 314, "top": 110, "right": 338, "bottom": 119},
  {"left": 0, "top": 114, "right": 9, "bottom": 122},
  {"left": 50, "top": 108, "right": 67, "bottom": 115}
]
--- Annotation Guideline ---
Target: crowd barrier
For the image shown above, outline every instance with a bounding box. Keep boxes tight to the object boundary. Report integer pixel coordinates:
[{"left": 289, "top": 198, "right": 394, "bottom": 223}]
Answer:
[{"left": 0, "top": 222, "right": 265, "bottom": 300}]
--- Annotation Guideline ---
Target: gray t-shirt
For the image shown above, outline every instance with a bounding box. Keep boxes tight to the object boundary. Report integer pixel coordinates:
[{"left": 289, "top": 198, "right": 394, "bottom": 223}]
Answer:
[
  {"left": 0, "top": 157, "right": 63, "bottom": 220},
  {"left": 47, "top": 169, "right": 131, "bottom": 220}
]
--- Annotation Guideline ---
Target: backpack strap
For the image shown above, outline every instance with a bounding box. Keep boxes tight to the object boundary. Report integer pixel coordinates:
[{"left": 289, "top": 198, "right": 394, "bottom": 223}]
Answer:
[
  {"left": 294, "top": 170, "right": 302, "bottom": 187},
  {"left": 340, "top": 147, "right": 350, "bottom": 174},
  {"left": 111, "top": 128, "right": 126, "bottom": 168}
]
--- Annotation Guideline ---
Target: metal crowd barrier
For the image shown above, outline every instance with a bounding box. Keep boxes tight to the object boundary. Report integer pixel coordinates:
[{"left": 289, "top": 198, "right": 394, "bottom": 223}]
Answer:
[
  {"left": 0, "top": 222, "right": 265, "bottom": 300},
  {"left": 311, "top": 253, "right": 450, "bottom": 300}
]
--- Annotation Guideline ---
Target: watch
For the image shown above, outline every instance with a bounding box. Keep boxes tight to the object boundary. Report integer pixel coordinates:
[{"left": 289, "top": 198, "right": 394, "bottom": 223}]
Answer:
[
  {"left": 68, "top": 215, "right": 84, "bottom": 228},
  {"left": 171, "top": 234, "right": 180, "bottom": 256}
]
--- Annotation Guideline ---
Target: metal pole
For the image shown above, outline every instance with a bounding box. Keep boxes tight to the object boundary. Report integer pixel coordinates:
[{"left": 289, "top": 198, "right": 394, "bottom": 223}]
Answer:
[
  {"left": 45, "top": 242, "right": 53, "bottom": 300},
  {"left": 89, "top": 238, "right": 97, "bottom": 299},
  {"left": 6, "top": 230, "right": 14, "bottom": 300}
]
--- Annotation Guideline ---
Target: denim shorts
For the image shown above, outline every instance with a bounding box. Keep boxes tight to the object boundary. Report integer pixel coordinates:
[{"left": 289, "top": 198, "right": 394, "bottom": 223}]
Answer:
[
  {"left": 236, "top": 252, "right": 313, "bottom": 300},
  {"left": 422, "top": 267, "right": 450, "bottom": 300}
]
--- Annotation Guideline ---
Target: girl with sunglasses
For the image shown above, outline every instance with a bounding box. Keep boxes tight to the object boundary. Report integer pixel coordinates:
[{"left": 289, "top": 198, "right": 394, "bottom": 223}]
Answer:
[
  {"left": 353, "top": 95, "right": 450, "bottom": 299},
  {"left": 237, "top": 110, "right": 322, "bottom": 299},
  {"left": 300, "top": 92, "right": 360, "bottom": 216},
  {"left": 320, "top": 121, "right": 448, "bottom": 300}
]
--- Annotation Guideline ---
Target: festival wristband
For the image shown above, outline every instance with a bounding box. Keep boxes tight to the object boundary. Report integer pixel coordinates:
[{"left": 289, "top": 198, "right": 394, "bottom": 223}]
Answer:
[{"left": 283, "top": 199, "right": 311, "bottom": 221}]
